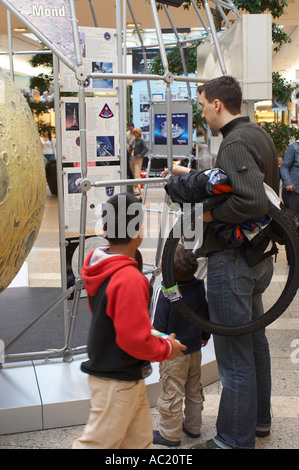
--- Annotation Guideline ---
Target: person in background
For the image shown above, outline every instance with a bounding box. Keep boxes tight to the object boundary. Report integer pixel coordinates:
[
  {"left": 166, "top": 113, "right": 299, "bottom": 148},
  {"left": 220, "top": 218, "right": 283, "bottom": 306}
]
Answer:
[
  {"left": 129, "top": 128, "right": 149, "bottom": 199},
  {"left": 40, "top": 130, "right": 56, "bottom": 164},
  {"left": 280, "top": 139, "right": 299, "bottom": 213},
  {"left": 127, "top": 122, "right": 135, "bottom": 151}
]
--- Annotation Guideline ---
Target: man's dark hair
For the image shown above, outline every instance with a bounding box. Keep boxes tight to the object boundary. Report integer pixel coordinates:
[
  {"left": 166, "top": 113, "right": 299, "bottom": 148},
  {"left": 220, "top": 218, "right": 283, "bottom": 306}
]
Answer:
[
  {"left": 197, "top": 75, "right": 242, "bottom": 115},
  {"left": 102, "top": 193, "right": 143, "bottom": 244},
  {"left": 173, "top": 244, "right": 198, "bottom": 283}
]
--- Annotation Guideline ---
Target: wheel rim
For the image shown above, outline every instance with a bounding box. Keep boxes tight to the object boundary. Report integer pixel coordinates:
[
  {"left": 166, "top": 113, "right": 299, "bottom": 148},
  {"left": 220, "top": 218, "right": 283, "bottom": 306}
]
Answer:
[{"left": 161, "top": 202, "right": 299, "bottom": 336}]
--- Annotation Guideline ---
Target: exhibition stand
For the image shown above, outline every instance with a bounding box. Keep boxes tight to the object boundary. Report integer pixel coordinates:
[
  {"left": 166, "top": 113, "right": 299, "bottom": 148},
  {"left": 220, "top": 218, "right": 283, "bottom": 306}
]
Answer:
[{"left": 0, "top": 0, "right": 278, "bottom": 435}]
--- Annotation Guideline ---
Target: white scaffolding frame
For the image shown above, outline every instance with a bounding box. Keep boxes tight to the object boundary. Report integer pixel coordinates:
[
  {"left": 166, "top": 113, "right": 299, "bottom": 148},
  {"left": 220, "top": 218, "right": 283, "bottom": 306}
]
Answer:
[{"left": 0, "top": 0, "right": 236, "bottom": 364}]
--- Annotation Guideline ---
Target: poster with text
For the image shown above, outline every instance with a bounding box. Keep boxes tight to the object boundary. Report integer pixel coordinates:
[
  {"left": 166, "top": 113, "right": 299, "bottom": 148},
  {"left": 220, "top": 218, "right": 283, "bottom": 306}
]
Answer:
[
  {"left": 60, "top": 26, "right": 117, "bottom": 92},
  {"left": 64, "top": 166, "right": 120, "bottom": 233},
  {"left": 151, "top": 101, "right": 192, "bottom": 157},
  {"left": 154, "top": 112, "right": 189, "bottom": 146},
  {"left": 61, "top": 97, "right": 119, "bottom": 163}
]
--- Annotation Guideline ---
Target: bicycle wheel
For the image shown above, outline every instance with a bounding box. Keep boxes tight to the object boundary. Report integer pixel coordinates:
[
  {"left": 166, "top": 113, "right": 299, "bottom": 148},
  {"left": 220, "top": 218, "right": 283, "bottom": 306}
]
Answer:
[{"left": 161, "top": 201, "right": 299, "bottom": 336}]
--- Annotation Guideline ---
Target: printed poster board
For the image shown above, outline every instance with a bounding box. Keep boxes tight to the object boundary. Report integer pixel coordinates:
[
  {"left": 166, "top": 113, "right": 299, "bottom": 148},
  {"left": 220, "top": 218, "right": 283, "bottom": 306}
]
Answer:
[
  {"left": 152, "top": 100, "right": 193, "bottom": 157},
  {"left": 61, "top": 96, "right": 119, "bottom": 163},
  {"left": 64, "top": 166, "right": 120, "bottom": 233},
  {"left": 59, "top": 26, "right": 117, "bottom": 93}
]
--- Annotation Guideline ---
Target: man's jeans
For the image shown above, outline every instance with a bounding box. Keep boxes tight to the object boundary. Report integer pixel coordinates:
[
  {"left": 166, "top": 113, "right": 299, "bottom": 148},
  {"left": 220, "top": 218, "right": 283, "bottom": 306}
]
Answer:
[{"left": 207, "top": 249, "right": 273, "bottom": 449}]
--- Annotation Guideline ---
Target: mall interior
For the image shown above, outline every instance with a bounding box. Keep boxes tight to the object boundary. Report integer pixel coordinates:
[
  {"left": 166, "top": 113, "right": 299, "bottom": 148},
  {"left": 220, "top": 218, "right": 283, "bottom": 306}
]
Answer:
[{"left": 0, "top": 0, "right": 298, "bottom": 450}]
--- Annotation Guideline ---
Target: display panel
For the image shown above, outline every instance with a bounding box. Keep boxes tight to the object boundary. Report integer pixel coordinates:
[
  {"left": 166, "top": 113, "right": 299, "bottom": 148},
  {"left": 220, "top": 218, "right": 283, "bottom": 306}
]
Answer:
[{"left": 151, "top": 100, "right": 192, "bottom": 157}]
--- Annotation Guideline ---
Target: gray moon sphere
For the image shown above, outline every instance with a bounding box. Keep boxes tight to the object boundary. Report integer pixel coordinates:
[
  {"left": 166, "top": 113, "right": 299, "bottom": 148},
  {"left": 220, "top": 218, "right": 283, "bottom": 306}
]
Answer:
[{"left": 0, "top": 68, "right": 47, "bottom": 293}]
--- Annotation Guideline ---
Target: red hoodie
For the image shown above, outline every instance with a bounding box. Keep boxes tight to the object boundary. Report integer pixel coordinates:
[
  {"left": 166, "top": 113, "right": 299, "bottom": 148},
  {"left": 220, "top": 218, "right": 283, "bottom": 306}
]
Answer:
[{"left": 81, "top": 246, "right": 171, "bottom": 363}]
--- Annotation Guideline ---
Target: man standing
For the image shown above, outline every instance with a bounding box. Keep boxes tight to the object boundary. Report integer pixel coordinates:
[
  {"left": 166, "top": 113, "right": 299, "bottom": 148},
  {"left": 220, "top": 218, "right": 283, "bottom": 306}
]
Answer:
[
  {"left": 165, "top": 76, "right": 279, "bottom": 449},
  {"left": 280, "top": 139, "right": 299, "bottom": 214}
]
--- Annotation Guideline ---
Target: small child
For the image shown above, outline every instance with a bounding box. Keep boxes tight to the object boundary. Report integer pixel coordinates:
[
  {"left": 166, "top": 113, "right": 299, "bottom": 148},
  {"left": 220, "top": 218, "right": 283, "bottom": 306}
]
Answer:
[
  {"left": 152, "top": 244, "right": 210, "bottom": 447},
  {"left": 72, "top": 193, "right": 186, "bottom": 449}
]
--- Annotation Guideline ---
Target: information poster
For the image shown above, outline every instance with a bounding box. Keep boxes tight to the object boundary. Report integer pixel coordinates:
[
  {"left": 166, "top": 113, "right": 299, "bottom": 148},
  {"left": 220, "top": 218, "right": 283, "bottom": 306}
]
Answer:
[
  {"left": 151, "top": 101, "right": 192, "bottom": 156},
  {"left": 61, "top": 96, "right": 119, "bottom": 163},
  {"left": 60, "top": 26, "right": 117, "bottom": 92},
  {"left": 154, "top": 112, "right": 189, "bottom": 146},
  {"left": 64, "top": 166, "right": 120, "bottom": 233}
]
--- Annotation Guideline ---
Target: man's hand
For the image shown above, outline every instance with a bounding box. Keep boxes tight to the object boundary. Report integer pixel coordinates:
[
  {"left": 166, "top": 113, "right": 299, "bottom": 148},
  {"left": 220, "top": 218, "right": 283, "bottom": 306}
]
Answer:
[
  {"left": 286, "top": 184, "right": 295, "bottom": 191},
  {"left": 202, "top": 210, "right": 213, "bottom": 222},
  {"left": 167, "top": 333, "right": 187, "bottom": 360},
  {"left": 162, "top": 164, "right": 191, "bottom": 178}
]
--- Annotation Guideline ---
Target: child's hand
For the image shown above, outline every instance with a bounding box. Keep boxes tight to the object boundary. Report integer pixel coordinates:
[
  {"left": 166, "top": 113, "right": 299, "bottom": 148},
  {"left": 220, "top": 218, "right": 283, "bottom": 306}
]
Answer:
[{"left": 167, "top": 333, "right": 187, "bottom": 360}]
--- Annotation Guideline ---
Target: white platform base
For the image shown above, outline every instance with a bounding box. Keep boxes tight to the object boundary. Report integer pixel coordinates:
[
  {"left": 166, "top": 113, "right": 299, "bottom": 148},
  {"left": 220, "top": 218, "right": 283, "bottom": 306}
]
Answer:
[{"left": 0, "top": 342, "right": 219, "bottom": 435}]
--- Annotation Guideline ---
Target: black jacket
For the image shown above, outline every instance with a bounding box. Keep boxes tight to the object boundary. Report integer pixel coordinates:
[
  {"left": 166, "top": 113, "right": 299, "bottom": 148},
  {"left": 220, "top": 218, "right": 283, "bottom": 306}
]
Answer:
[{"left": 152, "top": 277, "right": 210, "bottom": 355}]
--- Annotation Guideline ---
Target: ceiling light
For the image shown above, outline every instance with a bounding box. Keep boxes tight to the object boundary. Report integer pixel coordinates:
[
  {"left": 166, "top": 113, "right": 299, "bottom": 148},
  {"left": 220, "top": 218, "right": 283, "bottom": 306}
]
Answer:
[
  {"left": 13, "top": 27, "right": 28, "bottom": 33},
  {"left": 127, "top": 23, "right": 141, "bottom": 29}
]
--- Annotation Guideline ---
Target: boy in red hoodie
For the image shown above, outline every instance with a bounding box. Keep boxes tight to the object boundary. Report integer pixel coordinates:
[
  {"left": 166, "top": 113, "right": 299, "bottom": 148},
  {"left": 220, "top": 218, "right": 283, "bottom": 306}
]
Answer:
[{"left": 72, "top": 193, "right": 186, "bottom": 449}]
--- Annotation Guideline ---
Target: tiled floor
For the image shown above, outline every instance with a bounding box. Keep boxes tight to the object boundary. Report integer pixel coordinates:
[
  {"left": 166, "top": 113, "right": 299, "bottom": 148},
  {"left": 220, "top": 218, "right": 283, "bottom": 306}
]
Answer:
[{"left": 0, "top": 186, "right": 298, "bottom": 449}]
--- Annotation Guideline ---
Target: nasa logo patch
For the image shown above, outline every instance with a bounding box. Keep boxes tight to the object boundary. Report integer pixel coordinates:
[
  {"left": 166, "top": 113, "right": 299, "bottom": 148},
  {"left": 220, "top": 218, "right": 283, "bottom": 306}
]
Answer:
[{"left": 99, "top": 103, "right": 114, "bottom": 119}]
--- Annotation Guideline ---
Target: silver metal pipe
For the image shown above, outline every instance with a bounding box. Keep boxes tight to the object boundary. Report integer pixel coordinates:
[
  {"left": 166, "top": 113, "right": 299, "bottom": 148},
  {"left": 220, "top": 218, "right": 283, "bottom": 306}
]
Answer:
[
  {"left": 163, "top": 5, "right": 191, "bottom": 98},
  {"left": 0, "top": 50, "right": 51, "bottom": 55},
  {"left": 5, "top": 285, "right": 76, "bottom": 352},
  {"left": 88, "top": 0, "right": 98, "bottom": 27},
  {"left": 64, "top": 288, "right": 83, "bottom": 360},
  {"left": 149, "top": 0, "right": 169, "bottom": 73},
  {"left": 78, "top": 83, "right": 87, "bottom": 178},
  {"left": 216, "top": 4, "right": 230, "bottom": 27},
  {"left": 5, "top": 344, "right": 87, "bottom": 362},
  {"left": 77, "top": 192, "right": 88, "bottom": 273},
  {"left": 64, "top": 81, "right": 89, "bottom": 356},
  {"left": 211, "top": 0, "right": 236, "bottom": 10},
  {"left": 174, "top": 75, "right": 209, "bottom": 83},
  {"left": 7, "top": 10, "right": 14, "bottom": 80},
  {"left": 53, "top": 55, "right": 69, "bottom": 342},
  {"left": 165, "top": 83, "right": 173, "bottom": 172},
  {"left": 89, "top": 71, "right": 162, "bottom": 81},
  {"left": 148, "top": 3, "right": 182, "bottom": 247},
  {"left": 223, "top": 0, "right": 240, "bottom": 18},
  {"left": 116, "top": 0, "right": 127, "bottom": 181},
  {"left": 88, "top": 72, "right": 209, "bottom": 84},
  {"left": 69, "top": 0, "right": 83, "bottom": 67},
  {"left": 203, "top": 0, "right": 227, "bottom": 75},
  {"left": 127, "top": 0, "right": 152, "bottom": 98},
  {"left": 92, "top": 176, "right": 165, "bottom": 188},
  {"left": 153, "top": 192, "right": 170, "bottom": 286},
  {"left": 190, "top": 0, "right": 209, "bottom": 33}
]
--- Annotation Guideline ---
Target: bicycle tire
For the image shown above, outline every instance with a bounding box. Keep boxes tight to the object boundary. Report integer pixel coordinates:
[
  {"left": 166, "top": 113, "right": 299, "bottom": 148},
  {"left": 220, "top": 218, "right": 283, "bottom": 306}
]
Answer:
[{"left": 161, "top": 201, "right": 299, "bottom": 336}]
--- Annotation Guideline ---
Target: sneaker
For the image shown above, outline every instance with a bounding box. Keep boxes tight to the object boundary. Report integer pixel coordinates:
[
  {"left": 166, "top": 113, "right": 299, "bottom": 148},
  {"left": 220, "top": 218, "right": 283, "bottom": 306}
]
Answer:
[
  {"left": 153, "top": 430, "right": 181, "bottom": 447},
  {"left": 192, "top": 439, "right": 222, "bottom": 449},
  {"left": 182, "top": 425, "right": 201, "bottom": 438}
]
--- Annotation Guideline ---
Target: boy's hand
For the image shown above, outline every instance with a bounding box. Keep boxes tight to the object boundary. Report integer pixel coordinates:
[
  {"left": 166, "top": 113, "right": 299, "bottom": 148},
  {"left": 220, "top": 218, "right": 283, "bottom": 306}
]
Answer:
[
  {"left": 162, "top": 165, "right": 190, "bottom": 178},
  {"left": 167, "top": 333, "right": 187, "bottom": 360}
]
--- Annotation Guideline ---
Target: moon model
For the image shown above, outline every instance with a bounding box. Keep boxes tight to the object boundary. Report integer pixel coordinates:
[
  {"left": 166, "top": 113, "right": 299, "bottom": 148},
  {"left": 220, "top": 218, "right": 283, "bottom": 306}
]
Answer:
[{"left": 0, "top": 68, "right": 47, "bottom": 292}]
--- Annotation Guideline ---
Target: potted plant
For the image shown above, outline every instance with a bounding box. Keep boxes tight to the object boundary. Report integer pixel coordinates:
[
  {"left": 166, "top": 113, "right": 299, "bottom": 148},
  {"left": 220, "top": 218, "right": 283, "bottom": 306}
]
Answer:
[
  {"left": 272, "top": 71, "right": 296, "bottom": 108},
  {"left": 263, "top": 122, "right": 299, "bottom": 156}
]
